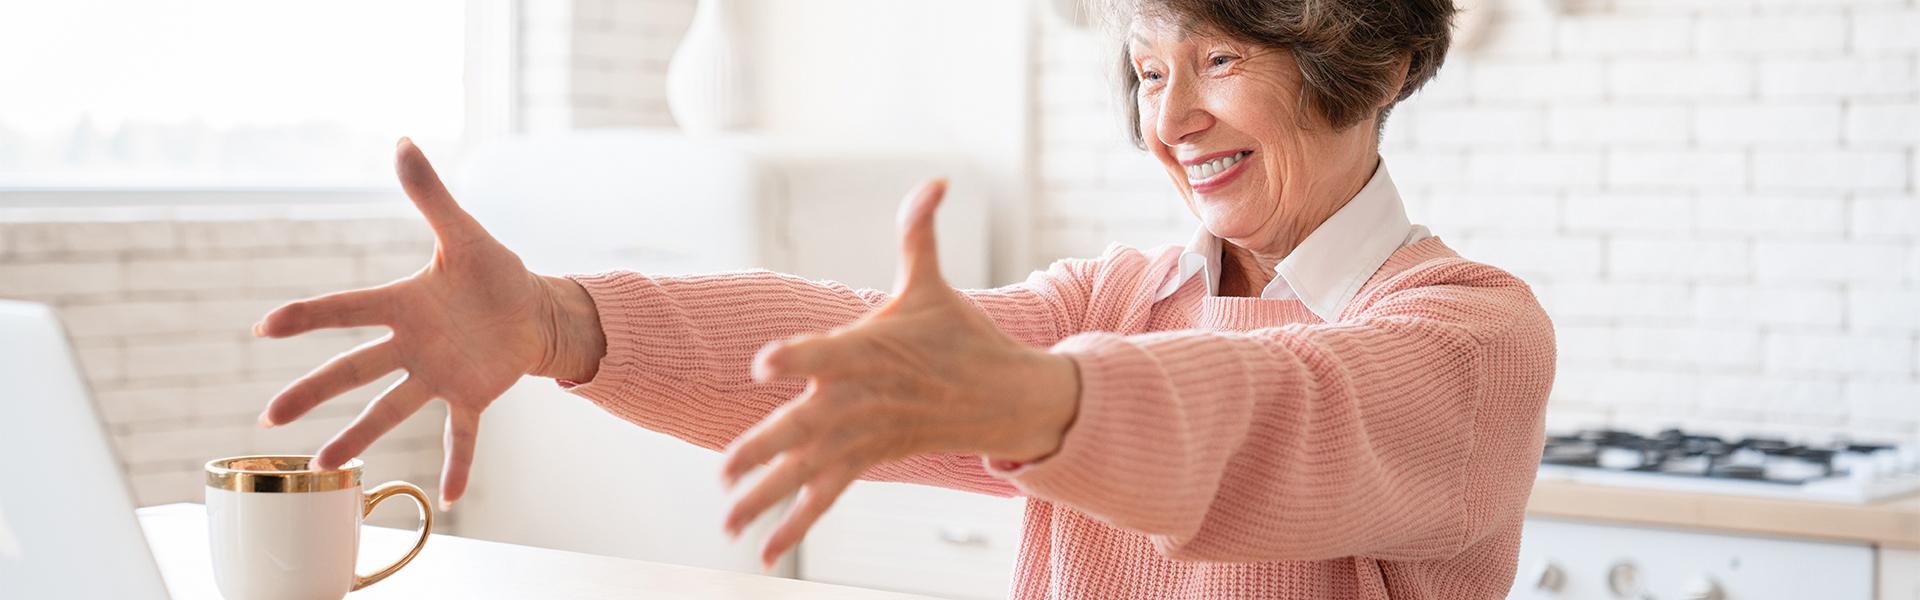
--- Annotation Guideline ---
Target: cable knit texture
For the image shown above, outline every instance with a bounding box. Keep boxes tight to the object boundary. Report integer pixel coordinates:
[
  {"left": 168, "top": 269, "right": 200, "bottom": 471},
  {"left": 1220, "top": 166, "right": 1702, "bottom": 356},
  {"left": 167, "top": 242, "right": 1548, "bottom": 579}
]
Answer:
[{"left": 564, "top": 237, "right": 1556, "bottom": 600}]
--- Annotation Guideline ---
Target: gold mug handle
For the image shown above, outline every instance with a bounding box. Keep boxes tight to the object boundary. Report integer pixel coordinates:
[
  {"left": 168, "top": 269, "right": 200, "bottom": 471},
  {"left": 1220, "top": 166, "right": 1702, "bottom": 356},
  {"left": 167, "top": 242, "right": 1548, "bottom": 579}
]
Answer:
[{"left": 352, "top": 481, "right": 434, "bottom": 591}]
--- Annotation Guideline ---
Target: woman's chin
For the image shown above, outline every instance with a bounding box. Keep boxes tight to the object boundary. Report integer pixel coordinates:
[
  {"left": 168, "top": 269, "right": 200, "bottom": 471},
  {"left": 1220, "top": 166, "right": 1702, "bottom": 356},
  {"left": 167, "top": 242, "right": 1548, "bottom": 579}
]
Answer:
[
  {"left": 1192, "top": 196, "right": 1270, "bottom": 238},
  {"left": 1195, "top": 211, "right": 1263, "bottom": 242}
]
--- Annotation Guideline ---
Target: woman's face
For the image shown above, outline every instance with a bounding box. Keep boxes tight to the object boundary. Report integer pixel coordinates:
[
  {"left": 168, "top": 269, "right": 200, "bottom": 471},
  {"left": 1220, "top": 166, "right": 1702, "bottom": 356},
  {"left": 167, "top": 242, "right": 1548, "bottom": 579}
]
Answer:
[{"left": 1129, "top": 19, "right": 1380, "bottom": 256}]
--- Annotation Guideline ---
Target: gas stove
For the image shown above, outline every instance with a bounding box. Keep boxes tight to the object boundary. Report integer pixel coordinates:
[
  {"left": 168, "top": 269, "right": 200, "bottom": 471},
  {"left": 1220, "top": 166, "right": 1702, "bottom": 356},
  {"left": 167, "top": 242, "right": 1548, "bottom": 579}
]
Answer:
[{"left": 1536, "top": 429, "right": 1920, "bottom": 503}]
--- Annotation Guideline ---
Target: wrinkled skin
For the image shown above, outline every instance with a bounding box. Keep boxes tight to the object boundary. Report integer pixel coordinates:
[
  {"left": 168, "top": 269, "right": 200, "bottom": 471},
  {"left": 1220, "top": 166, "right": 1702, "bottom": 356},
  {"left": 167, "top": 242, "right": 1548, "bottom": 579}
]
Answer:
[{"left": 1129, "top": 16, "right": 1403, "bottom": 294}]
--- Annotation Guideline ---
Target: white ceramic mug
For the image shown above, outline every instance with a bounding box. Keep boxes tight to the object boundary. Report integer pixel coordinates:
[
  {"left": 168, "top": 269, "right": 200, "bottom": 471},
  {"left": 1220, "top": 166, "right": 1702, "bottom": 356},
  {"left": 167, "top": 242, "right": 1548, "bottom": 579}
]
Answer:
[{"left": 205, "top": 456, "right": 432, "bottom": 600}]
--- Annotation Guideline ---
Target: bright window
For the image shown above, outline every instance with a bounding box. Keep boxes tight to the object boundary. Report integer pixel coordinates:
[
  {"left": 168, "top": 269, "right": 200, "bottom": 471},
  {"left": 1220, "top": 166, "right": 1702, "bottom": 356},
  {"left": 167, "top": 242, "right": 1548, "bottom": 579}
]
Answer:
[{"left": 0, "top": 0, "right": 466, "bottom": 189}]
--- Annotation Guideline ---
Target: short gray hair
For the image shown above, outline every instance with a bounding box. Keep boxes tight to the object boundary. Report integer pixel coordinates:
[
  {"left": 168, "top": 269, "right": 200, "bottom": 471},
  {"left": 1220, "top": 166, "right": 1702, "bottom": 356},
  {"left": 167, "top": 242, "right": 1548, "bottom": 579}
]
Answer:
[{"left": 1117, "top": 0, "right": 1456, "bottom": 146}]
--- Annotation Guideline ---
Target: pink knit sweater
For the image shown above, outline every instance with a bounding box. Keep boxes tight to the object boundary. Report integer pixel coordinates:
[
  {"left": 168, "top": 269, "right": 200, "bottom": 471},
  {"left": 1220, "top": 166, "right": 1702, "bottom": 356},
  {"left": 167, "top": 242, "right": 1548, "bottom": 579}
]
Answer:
[{"left": 565, "top": 236, "right": 1556, "bottom": 599}]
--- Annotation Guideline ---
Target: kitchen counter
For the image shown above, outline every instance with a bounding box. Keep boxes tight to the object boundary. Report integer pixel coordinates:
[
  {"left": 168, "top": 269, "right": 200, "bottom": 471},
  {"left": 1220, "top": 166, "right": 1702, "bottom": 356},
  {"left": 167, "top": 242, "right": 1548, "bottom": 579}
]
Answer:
[
  {"left": 137, "top": 503, "right": 939, "bottom": 599},
  {"left": 1527, "top": 479, "right": 1920, "bottom": 549}
]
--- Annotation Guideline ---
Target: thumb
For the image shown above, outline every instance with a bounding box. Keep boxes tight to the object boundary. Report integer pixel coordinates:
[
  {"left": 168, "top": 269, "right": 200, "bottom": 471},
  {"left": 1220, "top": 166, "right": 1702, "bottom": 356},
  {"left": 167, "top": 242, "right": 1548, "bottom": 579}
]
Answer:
[
  {"left": 893, "top": 178, "right": 949, "bottom": 295},
  {"left": 396, "top": 137, "right": 489, "bottom": 246}
]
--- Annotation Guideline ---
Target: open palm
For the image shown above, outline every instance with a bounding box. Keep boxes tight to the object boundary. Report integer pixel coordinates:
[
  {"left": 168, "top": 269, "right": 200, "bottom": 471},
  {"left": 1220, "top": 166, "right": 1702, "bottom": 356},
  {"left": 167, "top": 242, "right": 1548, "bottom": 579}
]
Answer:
[{"left": 256, "top": 139, "right": 578, "bottom": 509}]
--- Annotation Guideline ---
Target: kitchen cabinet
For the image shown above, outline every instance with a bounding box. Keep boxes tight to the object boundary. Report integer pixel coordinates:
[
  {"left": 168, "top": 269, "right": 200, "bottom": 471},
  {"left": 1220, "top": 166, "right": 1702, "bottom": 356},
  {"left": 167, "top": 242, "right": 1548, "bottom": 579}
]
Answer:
[
  {"left": 1885, "top": 547, "right": 1920, "bottom": 600},
  {"left": 1523, "top": 481, "right": 1920, "bottom": 600},
  {"left": 800, "top": 481, "right": 1024, "bottom": 600},
  {"left": 1510, "top": 517, "right": 1874, "bottom": 600}
]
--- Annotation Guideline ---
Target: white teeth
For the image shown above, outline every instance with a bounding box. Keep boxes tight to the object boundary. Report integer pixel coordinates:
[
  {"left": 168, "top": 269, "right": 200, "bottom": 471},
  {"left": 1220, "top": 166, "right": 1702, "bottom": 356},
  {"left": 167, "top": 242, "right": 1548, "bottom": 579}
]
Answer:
[{"left": 1184, "top": 151, "right": 1247, "bottom": 181}]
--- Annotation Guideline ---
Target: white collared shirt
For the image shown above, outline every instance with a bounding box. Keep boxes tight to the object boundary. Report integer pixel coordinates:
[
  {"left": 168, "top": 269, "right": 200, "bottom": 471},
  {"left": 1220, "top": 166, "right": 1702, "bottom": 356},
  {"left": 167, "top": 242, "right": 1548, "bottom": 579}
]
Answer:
[{"left": 1153, "top": 160, "right": 1432, "bottom": 322}]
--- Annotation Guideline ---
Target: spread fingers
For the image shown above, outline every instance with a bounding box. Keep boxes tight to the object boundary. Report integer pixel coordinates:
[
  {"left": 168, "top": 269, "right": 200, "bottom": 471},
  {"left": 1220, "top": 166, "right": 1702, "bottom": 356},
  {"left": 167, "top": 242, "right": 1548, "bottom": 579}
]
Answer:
[
  {"left": 438, "top": 407, "right": 481, "bottom": 510},
  {"left": 313, "top": 375, "right": 435, "bottom": 470},
  {"left": 256, "top": 286, "right": 397, "bottom": 338},
  {"left": 396, "top": 138, "right": 490, "bottom": 247},
  {"left": 724, "top": 449, "right": 819, "bottom": 538},
  {"left": 721, "top": 394, "right": 820, "bottom": 488},
  {"left": 752, "top": 335, "right": 859, "bottom": 382},
  {"left": 260, "top": 337, "right": 400, "bottom": 427},
  {"left": 760, "top": 470, "right": 857, "bottom": 569}
]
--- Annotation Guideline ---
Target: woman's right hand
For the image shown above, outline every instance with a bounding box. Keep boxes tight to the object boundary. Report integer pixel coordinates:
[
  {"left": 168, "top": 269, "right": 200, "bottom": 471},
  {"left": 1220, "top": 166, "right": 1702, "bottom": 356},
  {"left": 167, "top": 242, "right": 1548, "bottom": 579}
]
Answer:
[{"left": 254, "top": 138, "right": 605, "bottom": 510}]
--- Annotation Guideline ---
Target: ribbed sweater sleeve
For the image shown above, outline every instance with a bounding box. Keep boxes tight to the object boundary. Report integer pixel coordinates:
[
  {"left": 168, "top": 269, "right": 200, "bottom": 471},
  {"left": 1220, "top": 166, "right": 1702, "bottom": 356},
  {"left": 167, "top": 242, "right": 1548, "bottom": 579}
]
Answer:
[
  {"left": 561, "top": 261, "right": 1118, "bottom": 498},
  {"left": 997, "top": 254, "right": 1556, "bottom": 564}
]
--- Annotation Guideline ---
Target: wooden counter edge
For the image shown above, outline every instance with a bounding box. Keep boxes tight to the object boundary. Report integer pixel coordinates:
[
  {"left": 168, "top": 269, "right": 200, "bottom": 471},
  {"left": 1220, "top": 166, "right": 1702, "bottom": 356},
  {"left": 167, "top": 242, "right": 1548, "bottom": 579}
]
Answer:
[{"left": 1525, "top": 480, "right": 1920, "bottom": 549}]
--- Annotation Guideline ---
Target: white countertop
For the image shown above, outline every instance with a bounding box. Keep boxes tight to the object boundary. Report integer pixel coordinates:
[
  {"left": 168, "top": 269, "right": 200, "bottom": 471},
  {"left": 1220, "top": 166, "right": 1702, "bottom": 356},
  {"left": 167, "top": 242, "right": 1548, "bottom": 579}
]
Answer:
[
  {"left": 137, "top": 503, "right": 941, "bottom": 599},
  {"left": 1528, "top": 480, "right": 1920, "bottom": 549}
]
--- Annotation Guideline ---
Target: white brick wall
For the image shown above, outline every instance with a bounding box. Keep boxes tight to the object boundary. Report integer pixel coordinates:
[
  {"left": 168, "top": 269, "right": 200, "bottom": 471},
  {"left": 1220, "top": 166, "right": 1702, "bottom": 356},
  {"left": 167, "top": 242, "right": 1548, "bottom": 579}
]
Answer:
[
  {"left": 0, "top": 207, "right": 444, "bottom": 526},
  {"left": 519, "top": 0, "right": 695, "bottom": 131},
  {"left": 1032, "top": 0, "right": 1920, "bottom": 443}
]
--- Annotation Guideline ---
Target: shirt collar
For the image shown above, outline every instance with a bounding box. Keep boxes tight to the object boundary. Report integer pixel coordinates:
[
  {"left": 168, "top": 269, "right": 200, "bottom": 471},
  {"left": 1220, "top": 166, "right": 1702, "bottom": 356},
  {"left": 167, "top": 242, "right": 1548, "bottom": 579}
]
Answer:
[{"left": 1153, "top": 159, "right": 1429, "bottom": 322}]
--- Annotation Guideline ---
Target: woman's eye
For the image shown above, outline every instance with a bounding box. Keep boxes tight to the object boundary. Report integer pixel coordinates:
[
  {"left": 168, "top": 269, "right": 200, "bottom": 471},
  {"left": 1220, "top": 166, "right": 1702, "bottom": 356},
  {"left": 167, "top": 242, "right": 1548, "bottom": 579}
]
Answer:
[
  {"left": 1140, "top": 70, "right": 1162, "bottom": 81},
  {"left": 1211, "top": 56, "right": 1234, "bottom": 67}
]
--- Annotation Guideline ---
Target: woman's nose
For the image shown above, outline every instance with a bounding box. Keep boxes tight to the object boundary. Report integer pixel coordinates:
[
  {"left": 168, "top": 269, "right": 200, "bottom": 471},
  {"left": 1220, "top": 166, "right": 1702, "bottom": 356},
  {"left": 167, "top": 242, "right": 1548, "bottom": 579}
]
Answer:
[{"left": 1152, "top": 75, "right": 1211, "bottom": 146}]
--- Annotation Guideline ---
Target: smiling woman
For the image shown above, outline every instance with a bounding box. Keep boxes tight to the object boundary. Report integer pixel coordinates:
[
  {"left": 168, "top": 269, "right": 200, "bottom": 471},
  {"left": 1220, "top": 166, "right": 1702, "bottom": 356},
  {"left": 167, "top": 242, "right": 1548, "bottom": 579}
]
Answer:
[
  {"left": 254, "top": 1, "right": 1558, "bottom": 599},
  {"left": 0, "top": 0, "right": 464, "bottom": 188}
]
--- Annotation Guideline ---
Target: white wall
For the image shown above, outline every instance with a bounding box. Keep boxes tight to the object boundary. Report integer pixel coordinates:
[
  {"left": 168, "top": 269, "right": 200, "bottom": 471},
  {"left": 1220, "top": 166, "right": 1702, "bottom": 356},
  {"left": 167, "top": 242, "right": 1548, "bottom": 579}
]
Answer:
[
  {"left": 519, "top": 0, "right": 696, "bottom": 131},
  {"left": 744, "top": 0, "right": 1034, "bottom": 284},
  {"left": 521, "top": 0, "right": 1035, "bottom": 284},
  {"left": 1030, "top": 7, "right": 1190, "bottom": 267},
  {"left": 1032, "top": 0, "right": 1920, "bottom": 443},
  {"left": 0, "top": 202, "right": 443, "bottom": 527}
]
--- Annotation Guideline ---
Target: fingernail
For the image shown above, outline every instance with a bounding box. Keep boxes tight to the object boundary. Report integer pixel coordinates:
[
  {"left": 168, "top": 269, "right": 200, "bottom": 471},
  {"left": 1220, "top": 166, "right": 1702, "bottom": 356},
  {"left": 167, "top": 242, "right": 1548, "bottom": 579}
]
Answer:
[
  {"left": 251, "top": 322, "right": 264, "bottom": 337},
  {"left": 398, "top": 136, "right": 411, "bottom": 147},
  {"left": 439, "top": 499, "right": 453, "bottom": 512},
  {"left": 257, "top": 413, "right": 274, "bottom": 429}
]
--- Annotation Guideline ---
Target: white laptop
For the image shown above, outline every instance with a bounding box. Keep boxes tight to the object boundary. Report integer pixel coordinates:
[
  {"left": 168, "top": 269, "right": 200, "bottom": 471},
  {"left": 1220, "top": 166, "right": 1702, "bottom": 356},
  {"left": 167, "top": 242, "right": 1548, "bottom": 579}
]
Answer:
[{"left": 0, "top": 300, "right": 172, "bottom": 599}]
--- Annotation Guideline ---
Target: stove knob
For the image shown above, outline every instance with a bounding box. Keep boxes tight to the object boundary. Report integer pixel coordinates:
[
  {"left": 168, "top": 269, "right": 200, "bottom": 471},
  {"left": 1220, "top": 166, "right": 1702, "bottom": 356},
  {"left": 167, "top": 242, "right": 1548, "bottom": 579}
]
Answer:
[
  {"left": 1680, "top": 575, "right": 1724, "bottom": 600},
  {"left": 1528, "top": 560, "right": 1566, "bottom": 593},
  {"left": 1608, "top": 561, "right": 1641, "bottom": 598}
]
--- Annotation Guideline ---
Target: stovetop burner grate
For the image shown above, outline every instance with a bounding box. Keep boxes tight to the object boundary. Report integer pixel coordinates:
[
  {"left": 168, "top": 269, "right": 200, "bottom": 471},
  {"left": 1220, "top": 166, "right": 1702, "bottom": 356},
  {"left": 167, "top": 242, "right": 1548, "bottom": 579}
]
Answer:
[{"left": 1538, "top": 429, "right": 1920, "bottom": 503}]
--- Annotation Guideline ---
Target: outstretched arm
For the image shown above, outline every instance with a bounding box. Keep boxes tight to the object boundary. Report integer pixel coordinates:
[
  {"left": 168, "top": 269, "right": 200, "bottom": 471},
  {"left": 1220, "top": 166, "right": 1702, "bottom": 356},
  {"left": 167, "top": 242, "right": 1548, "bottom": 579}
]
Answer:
[{"left": 257, "top": 147, "right": 1092, "bottom": 566}]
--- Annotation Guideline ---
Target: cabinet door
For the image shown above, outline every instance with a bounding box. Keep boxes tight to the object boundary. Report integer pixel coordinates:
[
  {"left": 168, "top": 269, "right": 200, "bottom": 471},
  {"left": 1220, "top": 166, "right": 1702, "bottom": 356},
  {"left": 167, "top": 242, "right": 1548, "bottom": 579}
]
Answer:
[
  {"left": 1885, "top": 547, "right": 1920, "bottom": 600},
  {"left": 800, "top": 481, "right": 1024, "bottom": 600},
  {"left": 460, "top": 379, "right": 795, "bottom": 576}
]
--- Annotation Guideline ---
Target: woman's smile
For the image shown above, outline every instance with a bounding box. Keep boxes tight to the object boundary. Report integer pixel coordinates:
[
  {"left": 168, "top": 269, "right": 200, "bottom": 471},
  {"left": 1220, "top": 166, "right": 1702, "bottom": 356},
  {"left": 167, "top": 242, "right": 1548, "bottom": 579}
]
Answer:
[{"left": 1182, "top": 150, "right": 1253, "bottom": 193}]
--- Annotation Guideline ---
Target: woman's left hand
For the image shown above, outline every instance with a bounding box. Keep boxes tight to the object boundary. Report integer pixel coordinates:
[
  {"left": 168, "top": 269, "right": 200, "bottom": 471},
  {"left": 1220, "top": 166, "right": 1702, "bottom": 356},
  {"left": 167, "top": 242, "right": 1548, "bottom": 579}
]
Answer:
[{"left": 721, "top": 178, "right": 1080, "bottom": 567}]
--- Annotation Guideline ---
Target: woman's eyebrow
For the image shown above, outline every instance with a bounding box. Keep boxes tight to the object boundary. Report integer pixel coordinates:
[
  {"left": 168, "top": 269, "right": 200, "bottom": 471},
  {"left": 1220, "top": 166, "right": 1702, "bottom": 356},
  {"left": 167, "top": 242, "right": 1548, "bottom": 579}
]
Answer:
[{"left": 1131, "top": 33, "right": 1153, "bottom": 50}]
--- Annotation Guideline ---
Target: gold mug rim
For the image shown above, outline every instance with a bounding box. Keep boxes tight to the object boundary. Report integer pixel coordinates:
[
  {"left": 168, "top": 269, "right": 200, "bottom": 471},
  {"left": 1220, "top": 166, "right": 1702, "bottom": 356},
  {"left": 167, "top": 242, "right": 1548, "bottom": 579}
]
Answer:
[{"left": 205, "top": 455, "right": 363, "bottom": 493}]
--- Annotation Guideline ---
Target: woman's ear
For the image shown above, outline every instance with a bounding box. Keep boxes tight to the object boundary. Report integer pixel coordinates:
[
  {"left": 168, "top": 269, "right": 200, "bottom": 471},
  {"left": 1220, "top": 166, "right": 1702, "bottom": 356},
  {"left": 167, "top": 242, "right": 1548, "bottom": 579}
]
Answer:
[{"left": 1378, "top": 54, "right": 1413, "bottom": 109}]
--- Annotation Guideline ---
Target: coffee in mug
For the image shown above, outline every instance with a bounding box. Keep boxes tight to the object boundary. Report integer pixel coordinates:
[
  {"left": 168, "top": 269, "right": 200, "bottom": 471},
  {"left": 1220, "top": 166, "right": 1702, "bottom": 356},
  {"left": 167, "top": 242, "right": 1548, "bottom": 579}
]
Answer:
[{"left": 205, "top": 456, "right": 432, "bottom": 600}]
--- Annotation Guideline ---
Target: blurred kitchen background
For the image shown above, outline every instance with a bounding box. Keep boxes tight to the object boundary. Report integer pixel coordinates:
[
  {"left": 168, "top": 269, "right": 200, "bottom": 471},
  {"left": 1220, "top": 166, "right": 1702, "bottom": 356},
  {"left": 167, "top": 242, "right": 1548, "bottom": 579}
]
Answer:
[{"left": 1, "top": 0, "right": 1917, "bottom": 598}]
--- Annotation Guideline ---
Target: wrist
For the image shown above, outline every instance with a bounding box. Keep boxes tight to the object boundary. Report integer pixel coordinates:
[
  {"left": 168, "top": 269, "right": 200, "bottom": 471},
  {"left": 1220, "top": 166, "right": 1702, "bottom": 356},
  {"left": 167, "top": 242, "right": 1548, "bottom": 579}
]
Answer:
[
  {"left": 999, "top": 352, "right": 1081, "bottom": 464},
  {"left": 531, "top": 275, "right": 606, "bottom": 383}
]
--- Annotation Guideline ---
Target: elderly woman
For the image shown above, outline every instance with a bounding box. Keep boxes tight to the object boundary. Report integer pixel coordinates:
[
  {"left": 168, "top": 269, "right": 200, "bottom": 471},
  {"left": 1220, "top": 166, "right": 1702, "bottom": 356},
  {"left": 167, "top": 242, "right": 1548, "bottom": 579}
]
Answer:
[{"left": 256, "top": 0, "right": 1554, "bottom": 597}]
